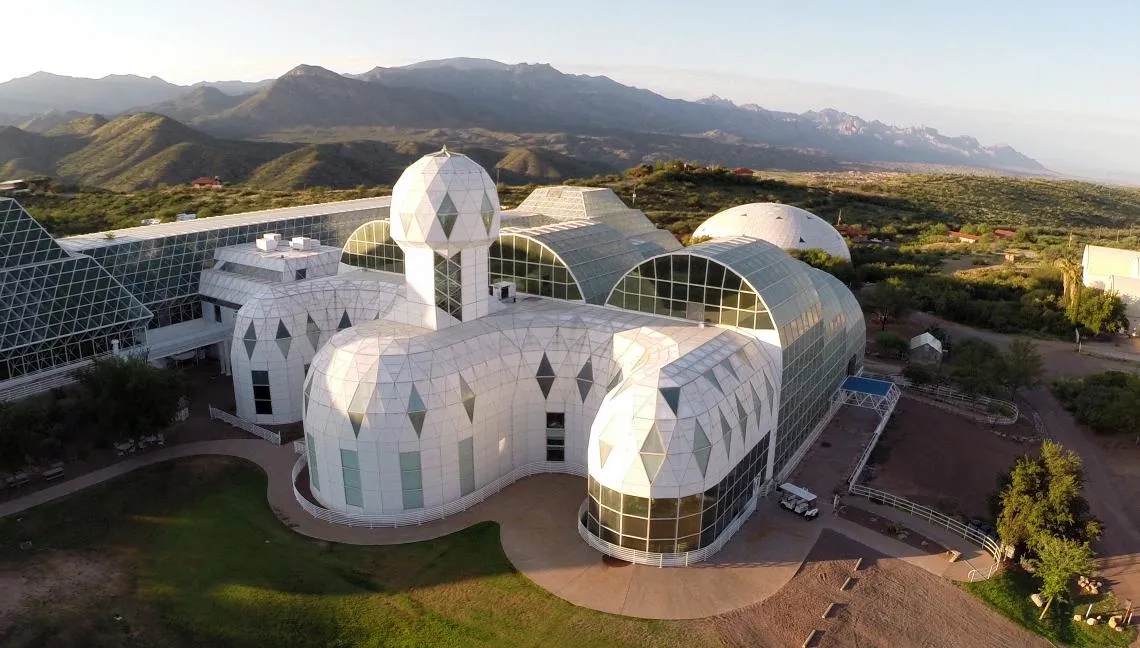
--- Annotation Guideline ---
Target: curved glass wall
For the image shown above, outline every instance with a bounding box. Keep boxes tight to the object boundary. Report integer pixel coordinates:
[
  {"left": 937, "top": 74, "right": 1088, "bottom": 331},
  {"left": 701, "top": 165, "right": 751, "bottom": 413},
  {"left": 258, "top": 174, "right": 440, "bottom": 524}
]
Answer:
[
  {"left": 342, "top": 220, "right": 405, "bottom": 273},
  {"left": 489, "top": 234, "right": 583, "bottom": 301},
  {"left": 606, "top": 254, "right": 774, "bottom": 329},
  {"left": 584, "top": 435, "right": 769, "bottom": 553}
]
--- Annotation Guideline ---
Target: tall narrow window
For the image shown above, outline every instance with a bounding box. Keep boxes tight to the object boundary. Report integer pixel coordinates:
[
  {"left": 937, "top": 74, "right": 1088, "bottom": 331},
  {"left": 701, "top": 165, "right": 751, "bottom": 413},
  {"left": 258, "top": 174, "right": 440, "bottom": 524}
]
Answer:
[
  {"left": 546, "top": 412, "right": 566, "bottom": 462},
  {"left": 458, "top": 437, "right": 475, "bottom": 496},
  {"left": 306, "top": 434, "right": 320, "bottom": 491},
  {"left": 213, "top": 304, "right": 222, "bottom": 322},
  {"left": 341, "top": 448, "right": 362, "bottom": 507},
  {"left": 252, "top": 370, "right": 272, "bottom": 415},
  {"left": 400, "top": 451, "right": 423, "bottom": 509}
]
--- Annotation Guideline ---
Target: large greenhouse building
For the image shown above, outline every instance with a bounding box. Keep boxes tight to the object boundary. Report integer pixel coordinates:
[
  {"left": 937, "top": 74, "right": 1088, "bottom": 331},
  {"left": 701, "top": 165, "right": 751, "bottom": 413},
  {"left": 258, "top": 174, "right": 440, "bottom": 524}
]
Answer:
[{"left": 0, "top": 150, "right": 864, "bottom": 564}]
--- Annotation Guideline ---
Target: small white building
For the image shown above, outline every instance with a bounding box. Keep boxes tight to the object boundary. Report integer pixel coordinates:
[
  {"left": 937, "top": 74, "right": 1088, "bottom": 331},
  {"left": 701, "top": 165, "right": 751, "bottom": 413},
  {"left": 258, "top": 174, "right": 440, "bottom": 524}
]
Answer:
[
  {"left": 908, "top": 332, "right": 943, "bottom": 365},
  {"left": 1082, "top": 244, "right": 1140, "bottom": 332}
]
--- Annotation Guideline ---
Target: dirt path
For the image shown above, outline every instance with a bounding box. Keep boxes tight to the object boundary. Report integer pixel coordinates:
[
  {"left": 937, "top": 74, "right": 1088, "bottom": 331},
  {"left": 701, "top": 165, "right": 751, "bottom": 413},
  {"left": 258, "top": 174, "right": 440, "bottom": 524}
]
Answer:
[{"left": 715, "top": 529, "right": 1049, "bottom": 648}]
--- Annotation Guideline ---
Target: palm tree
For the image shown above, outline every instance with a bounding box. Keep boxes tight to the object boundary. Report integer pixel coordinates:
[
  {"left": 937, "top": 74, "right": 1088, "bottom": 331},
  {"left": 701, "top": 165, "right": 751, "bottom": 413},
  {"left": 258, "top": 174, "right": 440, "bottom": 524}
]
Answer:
[{"left": 1055, "top": 257, "right": 1083, "bottom": 307}]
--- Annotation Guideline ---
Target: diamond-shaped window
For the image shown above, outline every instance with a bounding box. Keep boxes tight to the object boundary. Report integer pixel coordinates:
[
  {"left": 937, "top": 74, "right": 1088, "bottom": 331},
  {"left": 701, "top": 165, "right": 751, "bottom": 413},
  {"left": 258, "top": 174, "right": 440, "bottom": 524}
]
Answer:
[
  {"left": 275, "top": 321, "right": 291, "bottom": 357},
  {"left": 338, "top": 310, "right": 352, "bottom": 330},
  {"left": 480, "top": 193, "right": 495, "bottom": 234},
  {"left": 347, "top": 383, "right": 370, "bottom": 438},
  {"left": 736, "top": 395, "right": 749, "bottom": 441},
  {"left": 243, "top": 322, "right": 257, "bottom": 359},
  {"left": 437, "top": 193, "right": 459, "bottom": 238},
  {"left": 408, "top": 384, "right": 426, "bottom": 437},
  {"left": 536, "top": 352, "right": 555, "bottom": 399},
  {"left": 764, "top": 373, "right": 775, "bottom": 410},
  {"left": 640, "top": 424, "right": 667, "bottom": 482},
  {"left": 659, "top": 386, "right": 681, "bottom": 416},
  {"left": 306, "top": 314, "right": 321, "bottom": 351},
  {"left": 752, "top": 386, "right": 764, "bottom": 420},
  {"left": 703, "top": 368, "right": 722, "bottom": 394},
  {"left": 459, "top": 373, "right": 476, "bottom": 423},
  {"left": 693, "top": 420, "right": 712, "bottom": 477},
  {"left": 575, "top": 359, "right": 593, "bottom": 403},
  {"left": 720, "top": 409, "right": 733, "bottom": 458},
  {"left": 606, "top": 368, "right": 623, "bottom": 393}
]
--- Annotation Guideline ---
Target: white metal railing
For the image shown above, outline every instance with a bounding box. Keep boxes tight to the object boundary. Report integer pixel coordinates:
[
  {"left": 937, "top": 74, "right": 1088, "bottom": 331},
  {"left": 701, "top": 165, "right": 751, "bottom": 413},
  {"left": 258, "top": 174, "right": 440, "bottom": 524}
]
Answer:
[
  {"left": 575, "top": 481, "right": 761, "bottom": 568},
  {"left": 861, "top": 372, "right": 1018, "bottom": 425},
  {"left": 968, "top": 562, "right": 1001, "bottom": 582},
  {"left": 848, "top": 404, "right": 895, "bottom": 489},
  {"left": 848, "top": 484, "right": 1002, "bottom": 561},
  {"left": 208, "top": 406, "right": 282, "bottom": 445},
  {"left": 291, "top": 455, "right": 585, "bottom": 528}
]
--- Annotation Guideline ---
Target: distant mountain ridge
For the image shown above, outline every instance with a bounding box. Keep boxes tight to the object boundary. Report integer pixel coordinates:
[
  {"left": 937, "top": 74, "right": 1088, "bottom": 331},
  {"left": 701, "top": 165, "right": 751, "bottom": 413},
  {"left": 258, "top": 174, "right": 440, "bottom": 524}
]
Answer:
[{"left": 0, "top": 58, "right": 1047, "bottom": 176}]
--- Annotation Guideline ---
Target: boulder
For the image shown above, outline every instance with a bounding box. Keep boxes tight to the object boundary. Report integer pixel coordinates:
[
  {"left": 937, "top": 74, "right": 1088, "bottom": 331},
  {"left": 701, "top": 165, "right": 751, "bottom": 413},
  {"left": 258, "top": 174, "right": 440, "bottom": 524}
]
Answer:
[
  {"left": 1030, "top": 593, "right": 1044, "bottom": 608},
  {"left": 1087, "top": 617, "right": 1098, "bottom": 626}
]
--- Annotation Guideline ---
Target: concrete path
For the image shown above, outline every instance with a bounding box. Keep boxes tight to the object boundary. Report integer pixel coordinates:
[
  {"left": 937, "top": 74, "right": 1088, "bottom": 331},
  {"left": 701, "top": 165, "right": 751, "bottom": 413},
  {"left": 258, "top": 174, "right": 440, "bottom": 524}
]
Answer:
[{"left": 0, "top": 436, "right": 992, "bottom": 620}]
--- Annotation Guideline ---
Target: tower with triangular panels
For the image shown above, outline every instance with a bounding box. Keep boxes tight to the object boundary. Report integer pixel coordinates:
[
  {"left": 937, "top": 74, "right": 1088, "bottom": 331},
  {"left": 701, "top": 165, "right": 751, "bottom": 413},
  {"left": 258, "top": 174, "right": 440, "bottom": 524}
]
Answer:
[{"left": 389, "top": 148, "right": 501, "bottom": 330}]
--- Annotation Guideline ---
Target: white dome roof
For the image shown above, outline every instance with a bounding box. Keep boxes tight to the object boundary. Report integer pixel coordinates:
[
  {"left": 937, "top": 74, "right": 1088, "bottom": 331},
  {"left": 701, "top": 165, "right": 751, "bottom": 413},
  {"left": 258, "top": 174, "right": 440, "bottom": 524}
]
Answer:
[
  {"left": 389, "top": 148, "right": 501, "bottom": 255},
  {"left": 693, "top": 203, "right": 850, "bottom": 261}
]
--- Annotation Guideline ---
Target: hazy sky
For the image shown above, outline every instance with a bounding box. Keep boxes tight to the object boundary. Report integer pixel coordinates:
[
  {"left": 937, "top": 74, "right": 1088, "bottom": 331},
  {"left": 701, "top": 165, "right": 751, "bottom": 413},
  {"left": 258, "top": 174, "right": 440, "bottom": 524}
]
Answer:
[
  {"left": 10, "top": 1, "right": 1136, "bottom": 118},
  {"left": 9, "top": 1, "right": 1138, "bottom": 179}
]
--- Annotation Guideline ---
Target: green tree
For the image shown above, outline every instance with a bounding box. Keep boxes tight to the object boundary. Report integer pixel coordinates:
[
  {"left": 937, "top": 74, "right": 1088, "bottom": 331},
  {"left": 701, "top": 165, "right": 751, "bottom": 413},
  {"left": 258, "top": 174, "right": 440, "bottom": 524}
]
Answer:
[
  {"left": 1069, "top": 286, "right": 1128, "bottom": 334},
  {"left": 1034, "top": 535, "right": 1096, "bottom": 620},
  {"left": 875, "top": 331, "right": 910, "bottom": 359},
  {"left": 863, "top": 278, "right": 914, "bottom": 331},
  {"left": 1003, "top": 338, "right": 1044, "bottom": 394},
  {"left": 75, "top": 357, "right": 187, "bottom": 444},
  {"left": 1052, "top": 372, "right": 1140, "bottom": 435},
  {"left": 996, "top": 440, "right": 1102, "bottom": 557},
  {"left": 1055, "top": 258, "right": 1083, "bottom": 308},
  {"left": 902, "top": 363, "right": 939, "bottom": 386},
  {"left": 948, "top": 338, "right": 1008, "bottom": 396}
]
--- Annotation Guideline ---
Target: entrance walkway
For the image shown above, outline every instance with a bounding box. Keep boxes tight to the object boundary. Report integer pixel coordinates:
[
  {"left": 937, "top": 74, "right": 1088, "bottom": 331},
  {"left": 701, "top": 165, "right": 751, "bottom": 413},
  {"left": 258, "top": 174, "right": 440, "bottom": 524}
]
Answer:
[{"left": 0, "top": 436, "right": 989, "bottom": 620}]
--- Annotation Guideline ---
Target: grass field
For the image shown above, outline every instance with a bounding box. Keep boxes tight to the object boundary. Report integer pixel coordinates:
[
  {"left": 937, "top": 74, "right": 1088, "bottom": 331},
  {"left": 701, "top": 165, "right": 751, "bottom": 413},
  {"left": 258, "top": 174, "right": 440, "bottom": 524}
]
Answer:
[
  {"left": 965, "top": 569, "right": 1136, "bottom": 648},
  {"left": 0, "top": 459, "right": 722, "bottom": 648}
]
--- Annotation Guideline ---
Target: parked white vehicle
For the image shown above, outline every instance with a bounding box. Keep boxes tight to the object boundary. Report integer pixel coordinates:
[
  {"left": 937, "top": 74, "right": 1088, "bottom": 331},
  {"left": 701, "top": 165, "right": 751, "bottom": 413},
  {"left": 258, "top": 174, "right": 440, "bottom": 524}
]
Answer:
[{"left": 778, "top": 483, "right": 820, "bottom": 519}]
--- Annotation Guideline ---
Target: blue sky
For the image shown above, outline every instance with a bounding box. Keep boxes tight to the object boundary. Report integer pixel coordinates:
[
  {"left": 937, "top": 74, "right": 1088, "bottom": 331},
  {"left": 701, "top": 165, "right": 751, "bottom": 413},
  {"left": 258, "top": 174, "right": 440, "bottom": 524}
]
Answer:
[{"left": 9, "top": 1, "right": 1139, "bottom": 178}]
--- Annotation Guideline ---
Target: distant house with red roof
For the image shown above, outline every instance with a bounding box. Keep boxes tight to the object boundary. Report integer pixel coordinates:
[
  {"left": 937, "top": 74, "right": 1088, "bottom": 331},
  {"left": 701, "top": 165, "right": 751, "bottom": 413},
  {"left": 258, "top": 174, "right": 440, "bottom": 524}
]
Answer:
[
  {"left": 191, "top": 176, "right": 223, "bottom": 189},
  {"left": 949, "top": 231, "right": 979, "bottom": 243},
  {"left": 732, "top": 167, "right": 754, "bottom": 176},
  {"left": 993, "top": 229, "right": 1016, "bottom": 239}
]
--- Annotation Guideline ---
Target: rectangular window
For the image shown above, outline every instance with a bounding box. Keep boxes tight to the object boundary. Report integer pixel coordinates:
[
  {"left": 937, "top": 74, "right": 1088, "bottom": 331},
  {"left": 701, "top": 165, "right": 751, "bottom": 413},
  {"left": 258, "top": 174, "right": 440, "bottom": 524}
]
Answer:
[
  {"left": 251, "top": 370, "right": 272, "bottom": 415},
  {"left": 213, "top": 304, "right": 222, "bottom": 322},
  {"left": 306, "top": 434, "right": 319, "bottom": 491},
  {"left": 341, "top": 448, "right": 362, "bottom": 507},
  {"left": 546, "top": 412, "right": 566, "bottom": 462},
  {"left": 399, "top": 451, "right": 423, "bottom": 509},
  {"left": 458, "top": 437, "right": 475, "bottom": 496}
]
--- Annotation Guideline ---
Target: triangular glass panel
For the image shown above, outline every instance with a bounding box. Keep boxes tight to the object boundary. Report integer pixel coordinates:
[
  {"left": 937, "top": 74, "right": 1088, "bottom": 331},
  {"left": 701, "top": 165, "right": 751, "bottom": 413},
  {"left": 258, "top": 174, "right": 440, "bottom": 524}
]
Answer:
[
  {"left": 576, "top": 359, "right": 593, "bottom": 384},
  {"left": 347, "top": 411, "right": 365, "bottom": 437},
  {"left": 576, "top": 378, "right": 591, "bottom": 403},
  {"left": 606, "top": 369, "right": 623, "bottom": 392},
  {"left": 720, "top": 409, "right": 733, "bottom": 457},
  {"left": 641, "top": 453, "right": 665, "bottom": 482},
  {"left": 437, "top": 193, "right": 459, "bottom": 238},
  {"left": 243, "top": 322, "right": 257, "bottom": 340},
  {"left": 736, "top": 396, "right": 749, "bottom": 441},
  {"left": 243, "top": 338, "right": 256, "bottom": 359},
  {"left": 599, "top": 440, "right": 614, "bottom": 467},
  {"left": 537, "top": 376, "right": 555, "bottom": 399},
  {"left": 764, "top": 374, "right": 775, "bottom": 410},
  {"left": 408, "top": 411, "right": 426, "bottom": 437},
  {"left": 694, "top": 445, "right": 711, "bottom": 477},
  {"left": 338, "top": 310, "right": 352, "bottom": 330},
  {"left": 307, "top": 330, "right": 321, "bottom": 351},
  {"left": 703, "top": 368, "right": 722, "bottom": 393},
  {"left": 659, "top": 386, "right": 681, "bottom": 416},
  {"left": 408, "top": 384, "right": 426, "bottom": 413},
  {"left": 641, "top": 424, "right": 665, "bottom": 455},
  {"left": 752, "top": 386, "right": 764, "bottom": 420},
  {"left": 459, "top": 373, "right": 476, "bottom": 423},
  {"left": 275, "top": 320, "right": 290, "bottom": 339},
  {"left": 480, "top": 193, "right": 495, "bottom": 234},
  {"left": 721, "top": 358, "right": 738, "bottom": 381},
  {"left": 276, "top": 337, "right": 291, "bottom": 358}
]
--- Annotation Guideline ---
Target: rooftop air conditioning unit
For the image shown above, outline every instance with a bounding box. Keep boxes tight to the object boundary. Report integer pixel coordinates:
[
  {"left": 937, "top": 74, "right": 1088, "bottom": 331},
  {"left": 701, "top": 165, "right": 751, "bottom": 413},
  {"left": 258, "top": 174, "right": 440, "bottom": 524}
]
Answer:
[
  {"left": 256, "top": 233, "right": 280, "bottom": 252},
  {"left": 175, "top": 213, "right": 196, "bottom": 221},
  {"left": 490, "top": 281, "right": 516, "bottom": 302},
  {"left": 290, "top": 236, "right": 320, "bottom": 251}
]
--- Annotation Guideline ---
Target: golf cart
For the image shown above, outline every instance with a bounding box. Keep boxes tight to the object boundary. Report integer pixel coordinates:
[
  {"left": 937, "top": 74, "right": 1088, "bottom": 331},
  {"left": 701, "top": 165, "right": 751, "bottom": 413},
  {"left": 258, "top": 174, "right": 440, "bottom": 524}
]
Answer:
[{"left": 778, "top": 483, "right": 820, "bottom": 520}]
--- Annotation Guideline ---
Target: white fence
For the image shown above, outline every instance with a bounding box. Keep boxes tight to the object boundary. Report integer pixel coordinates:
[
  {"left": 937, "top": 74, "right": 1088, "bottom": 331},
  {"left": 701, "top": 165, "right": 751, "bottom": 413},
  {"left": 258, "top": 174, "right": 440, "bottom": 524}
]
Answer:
[
  {"left": 208, "top": 406, "right": 282, "bottom": 445},
  {"left": 862, "top": 372, "right": 1018, "bottom": 425},
  {"left": 291, "top": 455, "right": 585, "bottom": 528},
  {"left": 848, "top": 407, "right": 895, "bottom": 490},
  {"left": 575, "top": 482, "right": 761, "bottom": 568},
  {"left": 848, "top": 484, "right": 1002, "bottom": 561}
]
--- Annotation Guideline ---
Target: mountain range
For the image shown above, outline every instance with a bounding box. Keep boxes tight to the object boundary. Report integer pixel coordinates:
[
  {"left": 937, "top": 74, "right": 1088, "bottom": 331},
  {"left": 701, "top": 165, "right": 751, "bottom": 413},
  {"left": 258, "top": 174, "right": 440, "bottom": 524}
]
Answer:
[{"left": 0, "top": 59, "right": 1048, "bottom": 190}]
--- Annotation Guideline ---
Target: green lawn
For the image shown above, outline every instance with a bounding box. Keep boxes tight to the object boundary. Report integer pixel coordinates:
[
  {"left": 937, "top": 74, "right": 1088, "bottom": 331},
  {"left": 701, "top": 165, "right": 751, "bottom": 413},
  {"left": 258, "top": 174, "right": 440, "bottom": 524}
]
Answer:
[
  {"left": 965, "top": 569, "right": 1136, "bottom": 647},
  {"left": 0, "top": 459, "right": 722, "bottom": 648}
]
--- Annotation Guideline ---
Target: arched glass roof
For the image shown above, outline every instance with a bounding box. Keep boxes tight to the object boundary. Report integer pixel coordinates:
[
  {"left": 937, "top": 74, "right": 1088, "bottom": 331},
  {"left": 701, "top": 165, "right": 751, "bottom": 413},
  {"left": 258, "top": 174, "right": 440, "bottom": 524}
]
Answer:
[
  {"left": 605, "top": 237, "right": 833, "bottom": 333},
  {"left": 494, "top": 221, "right": 655, "bottom": 304},
  {"left": 341, "top": 220, "right": 405, "bottom": 274}
]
